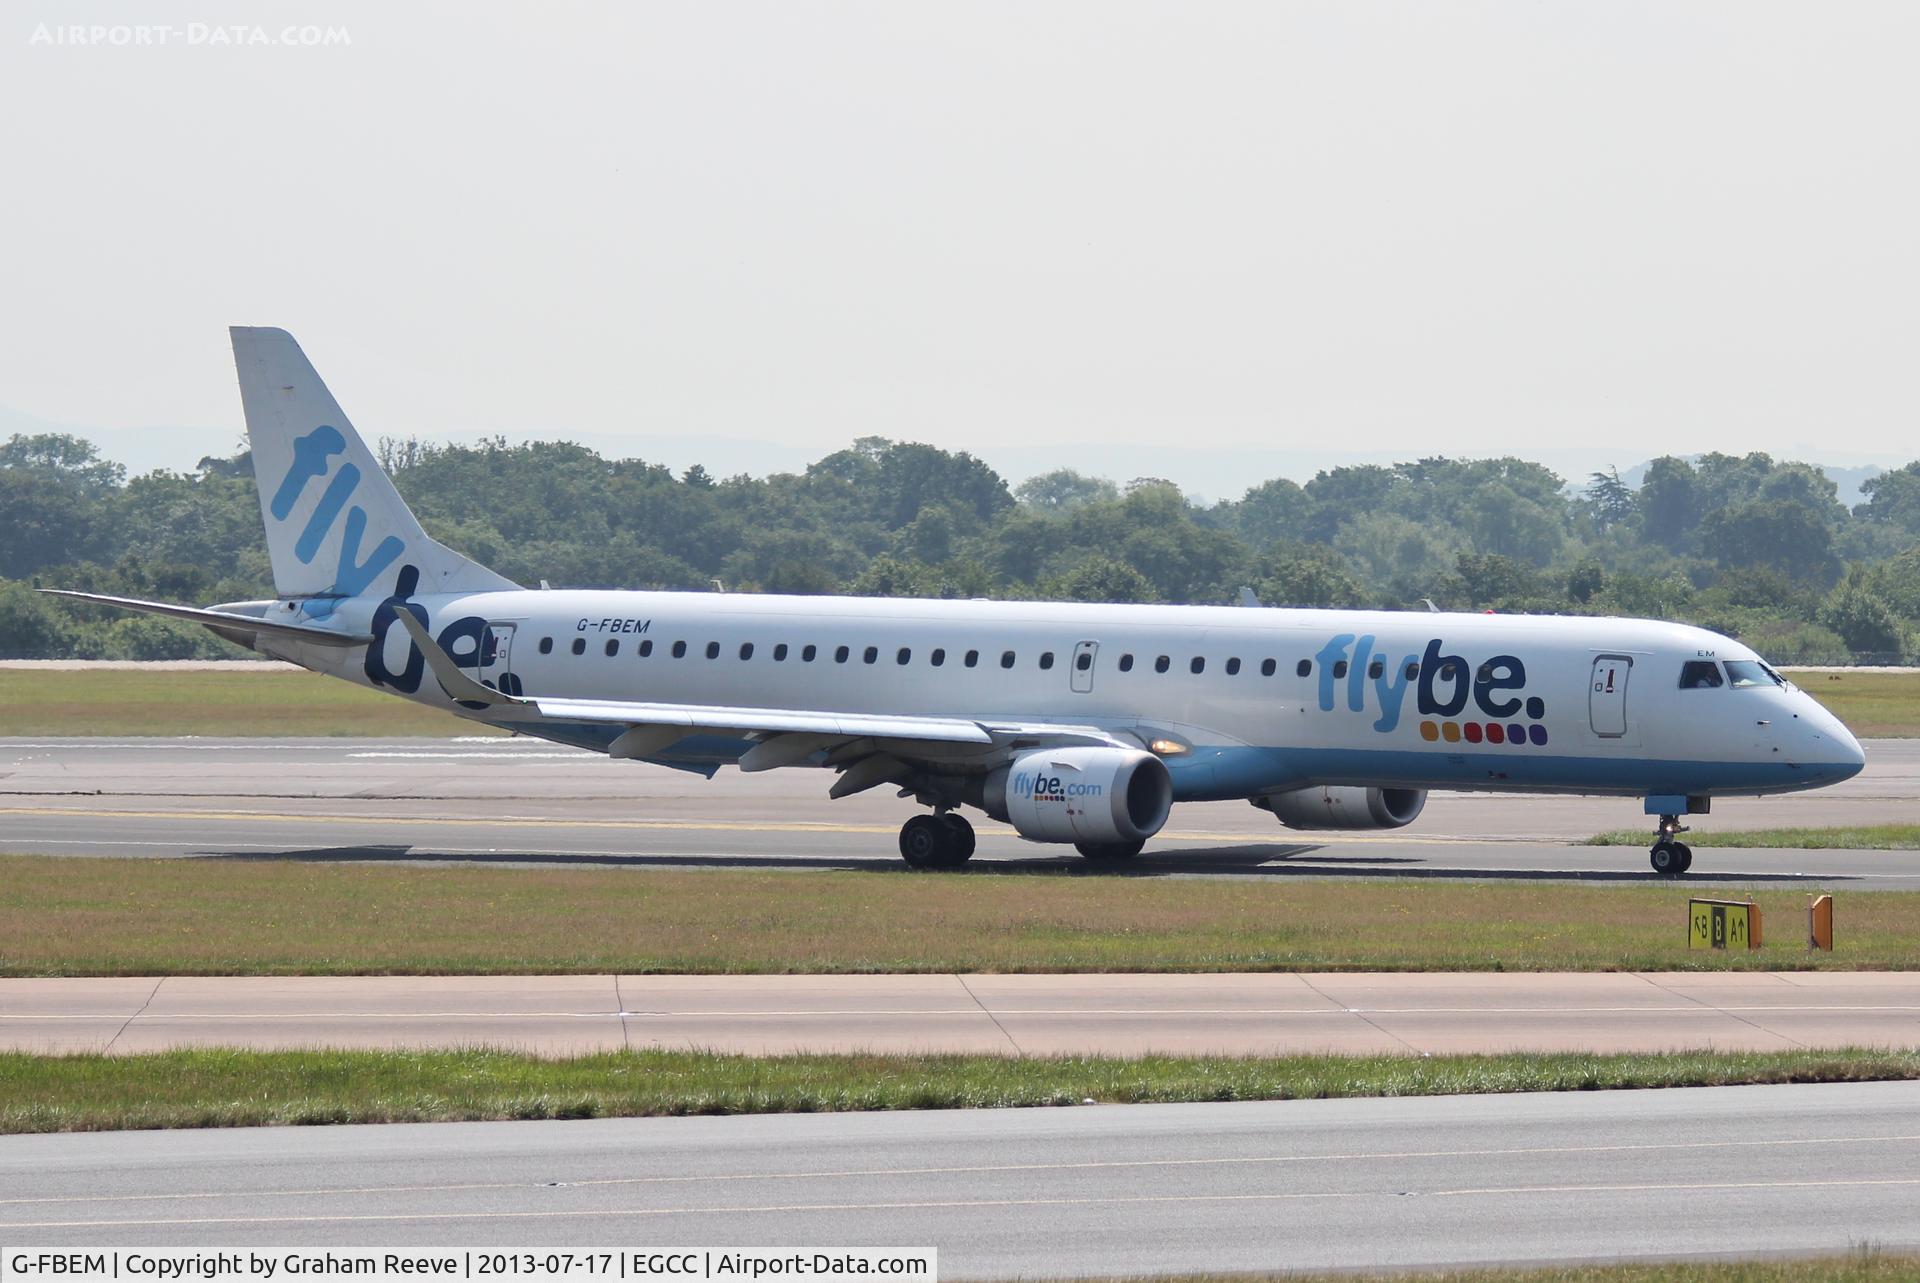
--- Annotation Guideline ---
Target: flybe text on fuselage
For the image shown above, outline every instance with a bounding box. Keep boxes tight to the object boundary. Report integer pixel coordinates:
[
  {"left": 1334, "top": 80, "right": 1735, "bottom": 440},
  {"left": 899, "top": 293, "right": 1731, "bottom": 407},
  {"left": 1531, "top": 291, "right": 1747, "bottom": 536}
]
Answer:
[{"left": 1314, "top": 634, "right": 1548, "bottom": 743}]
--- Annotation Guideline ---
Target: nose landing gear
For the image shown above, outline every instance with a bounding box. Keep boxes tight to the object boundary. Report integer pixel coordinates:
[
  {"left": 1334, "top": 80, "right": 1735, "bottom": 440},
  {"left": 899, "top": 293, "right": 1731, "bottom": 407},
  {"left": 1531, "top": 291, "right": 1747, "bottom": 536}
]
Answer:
[
  {"left": 899, "top": 811, "right": 975, "bottom": 870},
  {"left": 1649, "top": 814, "right": 1693, "bottom": 875}
]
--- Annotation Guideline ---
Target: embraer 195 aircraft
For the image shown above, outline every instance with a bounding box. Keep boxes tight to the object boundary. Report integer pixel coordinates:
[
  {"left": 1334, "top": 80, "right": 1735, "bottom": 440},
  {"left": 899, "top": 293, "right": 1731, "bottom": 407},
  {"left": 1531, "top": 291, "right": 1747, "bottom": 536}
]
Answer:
[{"left": 50, "top": 329, "right": 1867, "bottom": 875}]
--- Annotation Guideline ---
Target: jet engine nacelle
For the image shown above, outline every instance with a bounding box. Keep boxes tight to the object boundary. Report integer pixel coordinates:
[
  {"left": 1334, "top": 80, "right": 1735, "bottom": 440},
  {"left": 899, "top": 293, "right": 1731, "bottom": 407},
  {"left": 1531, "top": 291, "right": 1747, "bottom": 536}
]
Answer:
[
  {"left": 982, "top": 747, "right": 1174, "bottom": 845},
  {"left": 1255, "top": 786, "right": 1427, "bottom": 831}
]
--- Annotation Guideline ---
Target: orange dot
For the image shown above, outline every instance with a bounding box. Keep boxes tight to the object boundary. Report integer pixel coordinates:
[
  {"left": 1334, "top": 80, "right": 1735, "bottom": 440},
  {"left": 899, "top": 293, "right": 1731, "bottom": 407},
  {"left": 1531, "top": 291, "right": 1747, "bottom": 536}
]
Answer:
[
  {"left": 1419, "top": 720, "right": 1439, "bottom": 742},
  {"left": 1441, "top": 722, "right": 1461, "bottom": 743}
]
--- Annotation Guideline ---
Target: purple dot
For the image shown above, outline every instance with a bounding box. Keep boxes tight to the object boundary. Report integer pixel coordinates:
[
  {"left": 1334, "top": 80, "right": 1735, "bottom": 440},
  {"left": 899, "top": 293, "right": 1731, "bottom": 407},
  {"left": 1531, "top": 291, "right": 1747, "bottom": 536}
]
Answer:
[
  {"left": 1529, "top": 724, "right": 1548, "bottom": 746},
  {"left": 1509, "top": 723, "right": 1527, "bottom": 745}
]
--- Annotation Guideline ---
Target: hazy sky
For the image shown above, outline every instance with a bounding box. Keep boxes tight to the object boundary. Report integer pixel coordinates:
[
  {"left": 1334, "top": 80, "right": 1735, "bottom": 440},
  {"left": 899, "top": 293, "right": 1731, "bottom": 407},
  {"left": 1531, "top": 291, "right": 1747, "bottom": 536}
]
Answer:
[{"left": 3, "top": 1, "right": 1917, "bottom": 491}]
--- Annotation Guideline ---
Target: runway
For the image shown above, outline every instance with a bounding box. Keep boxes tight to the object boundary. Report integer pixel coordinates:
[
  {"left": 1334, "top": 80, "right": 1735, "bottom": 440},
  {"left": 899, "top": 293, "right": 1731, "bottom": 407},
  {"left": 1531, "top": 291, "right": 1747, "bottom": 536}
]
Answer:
[
  {"left": 3, "top": 1082, "right": 1915, "bottom": 1273},
  {"left": 3, "top": 736, "right": 1919, "bottom": 884},
  {"left": 6, "top": 972, "right": 1919, "bottom": 1056}
]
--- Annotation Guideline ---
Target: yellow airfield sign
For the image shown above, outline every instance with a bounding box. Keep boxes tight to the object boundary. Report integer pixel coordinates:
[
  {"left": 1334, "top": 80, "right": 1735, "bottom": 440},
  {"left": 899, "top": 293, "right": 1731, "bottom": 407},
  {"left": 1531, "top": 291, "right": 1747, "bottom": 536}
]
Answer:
[{"left": 1689, "top": 898, "right": 1762, "bottom": 951}]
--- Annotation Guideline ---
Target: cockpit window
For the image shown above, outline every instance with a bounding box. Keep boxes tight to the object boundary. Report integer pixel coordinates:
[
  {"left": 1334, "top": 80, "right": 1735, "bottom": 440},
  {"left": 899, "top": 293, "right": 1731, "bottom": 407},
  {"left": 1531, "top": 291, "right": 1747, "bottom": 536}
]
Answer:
[
  {"left": 1724, "top": 660, "right": 1783, "bottom": 689},
  {"left": 1679, "top": 661, "right": 1724, "bottom": 689}
]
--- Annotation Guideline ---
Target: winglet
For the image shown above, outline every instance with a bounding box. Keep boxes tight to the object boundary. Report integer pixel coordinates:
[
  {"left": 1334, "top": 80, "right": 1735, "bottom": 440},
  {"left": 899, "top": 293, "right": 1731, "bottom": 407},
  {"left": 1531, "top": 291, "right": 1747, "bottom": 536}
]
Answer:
[{"left": 392, "top": 609, "right": 525, "bottom": 707}]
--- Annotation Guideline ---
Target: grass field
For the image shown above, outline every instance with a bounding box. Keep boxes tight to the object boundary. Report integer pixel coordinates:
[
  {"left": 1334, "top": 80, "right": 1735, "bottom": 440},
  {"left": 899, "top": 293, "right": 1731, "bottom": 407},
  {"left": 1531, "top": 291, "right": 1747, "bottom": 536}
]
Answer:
[
  {"left": 2, "top": 855, "right": 1911, "bottom": 974},
  {"left": 0, "top": 666, "right": 1913, "bottom": 736},
  {"left": 0, "top": 669, "right": 494, "bottom": 737},
  {"left": 1588, "top": 824, "right": 1920, "bottom": 849},
  {"left": 1786, "top": 667, "right": 1920, "bottom": 738},
  {"left": 3, "top": 1046, "right": 1914, "bottom": 1133},
  {"left": 1087, "top": 1257, "right": 1920, "bottom": 1283}
]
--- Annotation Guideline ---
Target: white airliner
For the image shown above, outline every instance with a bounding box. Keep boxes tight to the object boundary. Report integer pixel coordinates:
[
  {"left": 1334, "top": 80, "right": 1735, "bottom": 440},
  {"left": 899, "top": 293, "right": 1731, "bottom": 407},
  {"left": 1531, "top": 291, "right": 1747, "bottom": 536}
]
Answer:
[{"left": 49, "top": 328, "right": 1866, "bottom": 875}]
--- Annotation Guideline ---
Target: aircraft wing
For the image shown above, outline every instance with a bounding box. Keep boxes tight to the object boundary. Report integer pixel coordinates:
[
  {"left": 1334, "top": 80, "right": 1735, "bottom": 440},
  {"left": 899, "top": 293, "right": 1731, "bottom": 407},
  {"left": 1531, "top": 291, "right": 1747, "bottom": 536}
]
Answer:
[
  {"left": 395, "top": 610, "right": 1132, "bottom": 790},
  {"left": 37, "top": 590, "right": 372, "bottom": 647}
]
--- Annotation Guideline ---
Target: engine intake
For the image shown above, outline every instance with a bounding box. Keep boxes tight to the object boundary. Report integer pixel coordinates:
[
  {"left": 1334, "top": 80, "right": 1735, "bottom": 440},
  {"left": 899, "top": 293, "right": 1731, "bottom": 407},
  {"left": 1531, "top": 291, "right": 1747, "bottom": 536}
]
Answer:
[
  {"left": 982, "top": 747, "right": 1173, "bottom": 845},
  {"left": 1256, "top": 786, "right": 1426, "bottom": 831}
]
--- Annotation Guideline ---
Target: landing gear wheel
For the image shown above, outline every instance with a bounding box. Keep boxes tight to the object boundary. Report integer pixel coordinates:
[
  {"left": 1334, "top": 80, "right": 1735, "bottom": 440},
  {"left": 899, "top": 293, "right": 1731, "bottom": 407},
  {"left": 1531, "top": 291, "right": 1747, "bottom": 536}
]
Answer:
[
  {"left": 899, "top": 813, "right": 974, "bottom": 870},
  {"left": 1648, "top": 813, "right": 1693, "bottom": 876},
  {"left": 899, "top": 815, "right": 946, "bottom": 869},
  {"left": 1075, "top": 839, "right": 1145, "bottom": 863},
  {"left": 938, "top": 813, "right": 976, "bottom": 864},
  {"left": 1650, "top": 841, "right": 1686, "bottom": 876}
]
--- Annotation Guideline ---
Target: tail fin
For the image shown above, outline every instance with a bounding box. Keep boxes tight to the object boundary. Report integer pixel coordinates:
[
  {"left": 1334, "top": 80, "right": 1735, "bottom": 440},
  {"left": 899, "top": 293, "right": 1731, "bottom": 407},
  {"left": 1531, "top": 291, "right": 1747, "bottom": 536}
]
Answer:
[{"left": 231, "top": 326, "right": 518, "bottom": 600}]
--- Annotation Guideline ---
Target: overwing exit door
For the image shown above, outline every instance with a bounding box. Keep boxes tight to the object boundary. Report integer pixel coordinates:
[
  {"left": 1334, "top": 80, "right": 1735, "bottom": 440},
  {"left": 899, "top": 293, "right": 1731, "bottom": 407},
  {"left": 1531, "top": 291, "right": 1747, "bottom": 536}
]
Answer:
[
  {"left": 480, "top": 622, "right": 518, "bottom": 695},
  {"left": 1589, "top": 654, "right": 1631, "bottom": 738},
  {"left": 1070, "top": 640, "right": 1098, "bottom": 693}
]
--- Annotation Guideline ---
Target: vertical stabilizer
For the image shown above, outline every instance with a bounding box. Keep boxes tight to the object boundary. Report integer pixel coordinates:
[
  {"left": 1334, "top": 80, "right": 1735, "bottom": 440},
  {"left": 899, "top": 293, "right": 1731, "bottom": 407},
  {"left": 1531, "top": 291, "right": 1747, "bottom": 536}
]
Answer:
[{"left": 231, "top": 327, "right": 518, "bottom": 599}]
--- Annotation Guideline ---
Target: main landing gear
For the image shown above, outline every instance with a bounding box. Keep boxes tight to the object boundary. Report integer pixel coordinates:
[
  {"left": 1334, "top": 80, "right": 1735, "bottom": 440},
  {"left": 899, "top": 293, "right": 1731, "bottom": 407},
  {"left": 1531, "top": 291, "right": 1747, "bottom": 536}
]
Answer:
[
  {"left": 1649, "top": 814, "right": 1693, "bottom": 876},
  {"left": 899, "top": 812, "right": 975, "bottom": 870}
]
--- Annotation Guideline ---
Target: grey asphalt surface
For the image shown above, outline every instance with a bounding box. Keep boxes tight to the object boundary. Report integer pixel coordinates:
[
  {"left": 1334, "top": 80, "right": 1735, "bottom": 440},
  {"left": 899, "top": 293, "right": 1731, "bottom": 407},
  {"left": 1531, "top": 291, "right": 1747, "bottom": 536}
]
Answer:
[
  {"left": 2, "top": 1083, "right": 1916, "bottom": 1276},
  {"left": 2, "top": 736, "right": 1917, "bottom": 885},
  {"left": 7, "top": 971, "right": 1919, "bottom": 1056}
]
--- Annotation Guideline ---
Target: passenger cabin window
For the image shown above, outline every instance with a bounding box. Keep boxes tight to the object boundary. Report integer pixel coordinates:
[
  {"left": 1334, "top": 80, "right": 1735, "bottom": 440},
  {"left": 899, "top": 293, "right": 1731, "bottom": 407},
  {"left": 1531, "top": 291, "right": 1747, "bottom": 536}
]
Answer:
[
  {"left": 834, "top": 645, "right": 850, "bottom": 663},
  {"left": 802, "top": 644, "right": 817, "bottom": 662},
  {"left": 965, "top": 650, "right": 979, "bottom": 668},
  {"left": 705, "top": 642, "right": 720, "bottom": 660},
  {"left": 604, "top": 639, "right": 619, "bottom": 657},
  {"left": 1261, "top": 658, "right": 1277, "bottom": 677},
  {"left": 1679, "top": 660, "right": 1723, "bottom": 689},
  {"left": 1189, "top": 657, "right": 1205, "bottom": 674},
  {"left": 739, "top": 642, "right": 754, "bottom": 661},
  {"left": 1076, "top": 652, "right": 1092, "bottom": 671},
  {"left": 1118, "top": 653, "right": 1134, "bottom": 672},
  {"left": 1332, "top": 659, "right": 1348, "bottom": 678},
  {"left": 863, "top": 646, "right": 879, "bottom": 664},
  {"left": 1039, "top": 652, "right": 1054, "bottom": 670},
  {"left": 1154, "top": 655, "right": 1170, "bottom": 674},
  {"left": 772, "top": 643, "right": 788, "bottom": 661},
  {"left": 1225, "top": 657, "right": 1241, "bottom": 675},
  {"left": 1000, "top": 650, "right": 1016, "bottom": 669},
  {"left": 639, "top": 639, "right": 653, "bottom": 657},
  {"left": 538, "top": 637, "right": 554, "bottom": 655},
  {"left": 1724, "top": 660, "right": 1782, "bottom": 689},
  {"left": 1294, "top": 659, "right": 1310, "bottom": 677},
  {"left": 571, "top": 638, "right": 586, "bottom": 656},
  {"left": 897, "top": 647, "right": 911, "bottom": 665},
  {"left": 672, "top": 641, "right": 687, "bottom": 659},
  {"left": 931, "top": 648, "right": 946, "bottom": 667},
  {"left": 1405, "top": 662, "right": 1419, "bottom": 679},
  {"left": 1369, "top": 659, "right": 1385, "bottom": 679}
]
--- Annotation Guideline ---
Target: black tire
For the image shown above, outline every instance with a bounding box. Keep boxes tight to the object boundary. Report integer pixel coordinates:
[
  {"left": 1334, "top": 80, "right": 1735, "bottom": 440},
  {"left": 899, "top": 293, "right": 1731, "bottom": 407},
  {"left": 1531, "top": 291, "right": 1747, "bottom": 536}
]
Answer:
[
  {"left": 1076, "top": 839, "right": 1145, "bottom": 862},
  {"left": 1649, "top": 842, "right": 1681, "bottom": 875},
  {"left": 899, "top": 814, "right": 946, "bottom": 869},
  {"left": 1671, "top": 842, "right": 1693, "bottom": 874},
  {"left": 937, "top": 813, "right": 976, "bottom": 865}
]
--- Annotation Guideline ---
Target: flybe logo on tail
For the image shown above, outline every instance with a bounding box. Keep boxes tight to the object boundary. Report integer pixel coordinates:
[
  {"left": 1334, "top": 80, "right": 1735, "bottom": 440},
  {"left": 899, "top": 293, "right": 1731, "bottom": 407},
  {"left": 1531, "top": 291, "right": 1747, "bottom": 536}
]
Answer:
[
  {"left": 1316, "top": 634, "right": 1549, "bottom": 747},
  {"left": 272, "top": 426, "right": 405, "bottom": 597}
]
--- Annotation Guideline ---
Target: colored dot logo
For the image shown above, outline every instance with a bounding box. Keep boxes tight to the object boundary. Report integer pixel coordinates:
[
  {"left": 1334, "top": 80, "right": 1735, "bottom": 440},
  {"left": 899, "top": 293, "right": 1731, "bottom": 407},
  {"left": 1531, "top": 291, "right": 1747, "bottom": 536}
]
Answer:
[{"left": 1419, "top": 716, "right": 1548, "bottom": 746}]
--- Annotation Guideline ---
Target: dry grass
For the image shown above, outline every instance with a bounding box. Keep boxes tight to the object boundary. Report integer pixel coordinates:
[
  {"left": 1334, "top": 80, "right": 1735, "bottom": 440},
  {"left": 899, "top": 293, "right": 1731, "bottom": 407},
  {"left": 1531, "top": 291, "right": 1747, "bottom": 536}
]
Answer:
[
  {"left": 1, "top": 855, "right": 1913, "bottom": 974},
  {"left": 1788, "top": 668, "right": 1920, "bottom": 737},
  {"left": 0, "top": 669, "right": 493, "bottom": 736},
  {"left": 3, "top": 1046, "right": 1914, "bottom": 1133},
  {"left": 1589, "top": 825, "right": 1920, "bottom": 849}
]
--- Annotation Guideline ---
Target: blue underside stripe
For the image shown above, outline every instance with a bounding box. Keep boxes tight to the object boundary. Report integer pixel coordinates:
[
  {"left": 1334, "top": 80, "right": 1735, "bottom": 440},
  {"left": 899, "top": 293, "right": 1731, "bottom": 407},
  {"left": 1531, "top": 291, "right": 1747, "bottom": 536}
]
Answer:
[{"left": 499, "top": 719, "right": 1854, "bottom": 800}]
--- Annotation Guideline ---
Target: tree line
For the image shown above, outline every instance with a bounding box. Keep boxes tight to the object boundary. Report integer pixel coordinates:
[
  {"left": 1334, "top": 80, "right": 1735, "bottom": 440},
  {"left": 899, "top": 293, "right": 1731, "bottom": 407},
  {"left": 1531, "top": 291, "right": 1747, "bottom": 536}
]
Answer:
[{"left": 6, "top": 430, "right": 1920, "bottom": 663}]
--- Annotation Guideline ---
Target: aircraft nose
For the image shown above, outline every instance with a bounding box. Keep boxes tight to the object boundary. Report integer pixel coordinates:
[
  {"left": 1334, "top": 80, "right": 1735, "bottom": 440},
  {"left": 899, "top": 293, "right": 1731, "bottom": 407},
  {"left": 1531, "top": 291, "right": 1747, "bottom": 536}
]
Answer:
[{"left": 1804, "top": 700, "right": 1866, "bottom": 782}]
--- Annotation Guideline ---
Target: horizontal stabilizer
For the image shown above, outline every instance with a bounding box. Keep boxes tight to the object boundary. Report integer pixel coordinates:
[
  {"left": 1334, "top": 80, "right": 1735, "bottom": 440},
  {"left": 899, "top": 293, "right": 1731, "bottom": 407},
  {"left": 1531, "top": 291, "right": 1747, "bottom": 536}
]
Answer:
[{"left": 37, "top": 590, "right": 371, "bottom": 647}]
